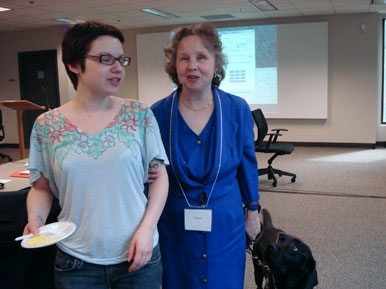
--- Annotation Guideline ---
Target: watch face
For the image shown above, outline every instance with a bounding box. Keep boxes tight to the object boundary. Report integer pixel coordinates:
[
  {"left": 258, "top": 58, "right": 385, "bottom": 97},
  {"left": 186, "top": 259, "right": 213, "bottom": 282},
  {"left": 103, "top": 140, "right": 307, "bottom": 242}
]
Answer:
[{"left": 149, "top": 159, "right": 164, "bottom": 168}]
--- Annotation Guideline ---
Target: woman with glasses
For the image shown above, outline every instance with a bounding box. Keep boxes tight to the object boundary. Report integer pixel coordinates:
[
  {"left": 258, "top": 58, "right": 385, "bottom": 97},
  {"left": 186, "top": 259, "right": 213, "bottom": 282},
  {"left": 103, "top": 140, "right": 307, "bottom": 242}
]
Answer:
[{"left": 22, "top": 21, "right": 169, "bottom": 289}]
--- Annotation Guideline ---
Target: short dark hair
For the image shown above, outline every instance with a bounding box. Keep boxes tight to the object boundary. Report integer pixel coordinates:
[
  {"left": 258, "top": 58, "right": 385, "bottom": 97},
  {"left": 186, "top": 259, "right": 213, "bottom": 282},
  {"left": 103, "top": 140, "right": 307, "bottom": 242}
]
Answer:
[
  {"left": 164, "top": 22, "right": 226, "bottom": 89},
  {"left": 62, "top": 21, "right": 125, "bottom": 90}
]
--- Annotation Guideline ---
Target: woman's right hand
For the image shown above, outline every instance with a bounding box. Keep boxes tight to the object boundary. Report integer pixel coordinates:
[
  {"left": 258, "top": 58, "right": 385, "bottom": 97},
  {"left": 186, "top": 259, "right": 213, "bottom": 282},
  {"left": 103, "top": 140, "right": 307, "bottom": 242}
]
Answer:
[
  {"left": 147, "top": 167, "right": 159, "bottom": 184},
  {"left": 23, "top": 219, "right": 43, "bottom": 236}
]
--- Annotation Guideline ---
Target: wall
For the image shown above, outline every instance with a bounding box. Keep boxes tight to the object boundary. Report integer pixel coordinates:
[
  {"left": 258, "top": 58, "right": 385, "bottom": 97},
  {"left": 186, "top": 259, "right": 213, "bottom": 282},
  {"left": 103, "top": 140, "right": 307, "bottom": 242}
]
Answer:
[
  {"left": 0, "top": 26, "right": 71, "bottom": 144},
  {"left": 0, "top": 12, "right": 385, "bottom": 146}
]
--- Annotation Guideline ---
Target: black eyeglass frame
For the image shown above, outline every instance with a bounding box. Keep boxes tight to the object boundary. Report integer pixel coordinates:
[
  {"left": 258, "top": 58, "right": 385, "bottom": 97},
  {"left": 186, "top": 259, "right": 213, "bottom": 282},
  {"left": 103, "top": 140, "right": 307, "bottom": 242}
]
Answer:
[{"left": 85, "top": 54, "right": 131, "bottom": 66}]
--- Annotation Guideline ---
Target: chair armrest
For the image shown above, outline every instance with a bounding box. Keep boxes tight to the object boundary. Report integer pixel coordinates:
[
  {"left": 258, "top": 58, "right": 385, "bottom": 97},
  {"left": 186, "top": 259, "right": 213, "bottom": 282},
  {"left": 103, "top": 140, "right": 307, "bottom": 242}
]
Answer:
[
  {"left": 270, "top": 128, "right": 288, "bottom": 142},
  {"left": 271, "top": 128, "right": 288, "bottom": 133},
  {"left": 266, "top": 131, "right": 283, "bottom": 144},
  {"left": 263, "top": 132, "right": 282, "bottom": 149}
]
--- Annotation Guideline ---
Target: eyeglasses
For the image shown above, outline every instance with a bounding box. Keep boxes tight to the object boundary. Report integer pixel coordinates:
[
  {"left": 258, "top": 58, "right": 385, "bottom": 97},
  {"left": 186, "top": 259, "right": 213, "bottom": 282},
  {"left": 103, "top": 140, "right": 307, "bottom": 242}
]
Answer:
[{"left": 85, "top": 54, "right": 131, "bottom": 66}]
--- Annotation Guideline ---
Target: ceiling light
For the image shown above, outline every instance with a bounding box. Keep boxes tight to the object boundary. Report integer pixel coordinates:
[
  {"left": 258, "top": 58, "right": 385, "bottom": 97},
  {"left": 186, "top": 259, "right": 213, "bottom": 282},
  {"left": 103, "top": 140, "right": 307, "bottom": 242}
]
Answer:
[
  {"left": 201, "top": 14, "right": 236, "bottom": 20},
  {"left": 0, "top": 6, "right": 11, "bottom": 12},
  {"left": 245, "top": 0, "right": 278, "bottom": 11},
  {"left": 141, "top": 8, "right": 180, "bottom": 19},
  {"left": 53, "top": 18, "right": 83, "bottom": 24}
]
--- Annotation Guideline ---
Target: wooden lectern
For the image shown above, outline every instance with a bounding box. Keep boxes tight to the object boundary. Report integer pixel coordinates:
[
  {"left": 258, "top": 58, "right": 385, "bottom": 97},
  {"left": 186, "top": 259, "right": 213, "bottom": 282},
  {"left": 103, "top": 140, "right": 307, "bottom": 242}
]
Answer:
[{"left": 0, "top": 100, "right": 45, "bottom": 160}]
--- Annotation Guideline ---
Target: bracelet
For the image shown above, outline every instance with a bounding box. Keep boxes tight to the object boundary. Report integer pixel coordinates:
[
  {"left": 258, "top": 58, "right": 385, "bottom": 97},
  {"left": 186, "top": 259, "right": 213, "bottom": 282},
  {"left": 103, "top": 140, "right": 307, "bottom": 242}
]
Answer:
[{"left": 246, "top": 202, "right": 261, "bottom": 213}]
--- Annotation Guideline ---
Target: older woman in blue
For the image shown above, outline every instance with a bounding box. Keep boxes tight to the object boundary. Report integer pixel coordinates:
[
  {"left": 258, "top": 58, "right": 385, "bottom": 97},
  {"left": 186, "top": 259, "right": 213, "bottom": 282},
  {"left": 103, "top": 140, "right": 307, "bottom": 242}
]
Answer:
[{"left": 151, "top": 22, "right": 262, "bottom": 289}]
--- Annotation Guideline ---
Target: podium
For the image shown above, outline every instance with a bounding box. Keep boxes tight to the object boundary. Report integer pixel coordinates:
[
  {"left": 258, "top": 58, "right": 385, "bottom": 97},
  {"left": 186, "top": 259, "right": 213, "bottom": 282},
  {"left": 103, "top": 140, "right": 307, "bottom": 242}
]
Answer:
[{"left": 0, "top": 100, "right": 45, "bottom": 160}]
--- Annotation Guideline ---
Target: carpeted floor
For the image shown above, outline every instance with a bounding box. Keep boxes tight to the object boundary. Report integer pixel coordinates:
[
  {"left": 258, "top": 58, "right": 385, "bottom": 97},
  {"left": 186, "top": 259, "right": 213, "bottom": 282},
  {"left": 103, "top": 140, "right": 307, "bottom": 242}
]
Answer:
[
  {"left": 2, "top": 146, "right": 385, "bottom": 289},
  {"left": 257, "top": 146, "right": 386, "bottom": 197},
  {"left": 244, "top": 146, "right": 386, "bottom": 289}
]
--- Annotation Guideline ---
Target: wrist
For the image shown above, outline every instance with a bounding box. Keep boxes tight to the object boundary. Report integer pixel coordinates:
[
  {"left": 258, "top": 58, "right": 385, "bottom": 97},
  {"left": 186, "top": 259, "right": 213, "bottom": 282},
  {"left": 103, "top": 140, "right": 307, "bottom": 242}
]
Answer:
[{"left": 246, "top": 202, "right": 261, "bottom": 213}]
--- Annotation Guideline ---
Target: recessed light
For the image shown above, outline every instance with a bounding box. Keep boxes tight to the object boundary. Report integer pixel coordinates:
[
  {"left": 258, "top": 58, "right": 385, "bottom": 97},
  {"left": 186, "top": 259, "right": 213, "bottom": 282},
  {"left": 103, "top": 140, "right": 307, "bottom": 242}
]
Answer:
[
  {"left": 201, "top": 14, "right": 236, "bottom": 20},
  {"left": 53, "top": 18, "right": 83, "bottom": 24},
  {"left": 0, "top": 6, "right": 11, "bottom": 12},
  {"left": 141, "top": 8, "right": 180, "bottom": 19},
  {"left": 245, "top": 0, "right": 278, "bottom": 11}
]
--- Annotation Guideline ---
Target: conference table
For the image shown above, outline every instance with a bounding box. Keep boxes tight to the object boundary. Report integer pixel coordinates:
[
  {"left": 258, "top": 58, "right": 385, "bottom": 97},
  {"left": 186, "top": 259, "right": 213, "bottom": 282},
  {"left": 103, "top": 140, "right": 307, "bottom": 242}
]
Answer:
[
  {"left": 0, "top": 159, "right": 30, "bottom": 192},
  {"left": 0, "top": 160, "right": 59, "bottom": 289}
]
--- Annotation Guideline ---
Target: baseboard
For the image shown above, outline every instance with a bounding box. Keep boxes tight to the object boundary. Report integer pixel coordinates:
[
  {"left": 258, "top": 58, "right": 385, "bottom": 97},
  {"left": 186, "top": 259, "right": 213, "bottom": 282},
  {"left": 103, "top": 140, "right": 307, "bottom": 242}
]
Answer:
[
  {"left": 376, "top": 141, "right": 386, "bottom": 147},
  {"left": 291, "top": 142, "right": 377, "bottom": 149},
  {"left": 0, "top": 143, "right": 20, "bottom": 149}
]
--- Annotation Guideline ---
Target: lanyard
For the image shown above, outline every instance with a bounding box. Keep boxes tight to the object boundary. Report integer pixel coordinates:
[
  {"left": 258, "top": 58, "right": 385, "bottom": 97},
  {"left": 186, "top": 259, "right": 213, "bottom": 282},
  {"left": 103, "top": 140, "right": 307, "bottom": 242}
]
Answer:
[{"left": 169, "top": 89, "right": 223, "bottom": 208}]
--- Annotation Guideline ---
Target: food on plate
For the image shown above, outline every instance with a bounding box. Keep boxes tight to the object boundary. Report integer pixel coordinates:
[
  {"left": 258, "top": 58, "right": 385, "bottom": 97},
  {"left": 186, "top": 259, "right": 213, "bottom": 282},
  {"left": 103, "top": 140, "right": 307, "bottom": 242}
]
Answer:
[{"left": 27, "top": 234, "right": 54, "bottom": 247}]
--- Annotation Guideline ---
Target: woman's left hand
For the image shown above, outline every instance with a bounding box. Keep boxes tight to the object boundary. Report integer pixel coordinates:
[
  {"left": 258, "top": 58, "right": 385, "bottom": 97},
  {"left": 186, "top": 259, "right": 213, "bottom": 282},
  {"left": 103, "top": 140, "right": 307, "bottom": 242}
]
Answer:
[
  {"left": 245, "top": 209, "right": 262, "bottom": 241},
  {"left": 127, "top": 227, "right": 154, "bottom": 272}
]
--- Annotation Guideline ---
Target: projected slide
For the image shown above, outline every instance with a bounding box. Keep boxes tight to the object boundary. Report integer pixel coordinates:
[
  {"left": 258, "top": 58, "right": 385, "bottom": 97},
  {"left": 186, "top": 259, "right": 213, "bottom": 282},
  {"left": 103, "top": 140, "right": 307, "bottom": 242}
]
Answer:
[
  {"left": 137, "top": 22, "right": 328, "bottom": 119},
  {"left": 218, "top": 29, "right": 256, "bottom": 104},
  {"left": 219, "top": 25, "right": 277, "bottom": 106}
]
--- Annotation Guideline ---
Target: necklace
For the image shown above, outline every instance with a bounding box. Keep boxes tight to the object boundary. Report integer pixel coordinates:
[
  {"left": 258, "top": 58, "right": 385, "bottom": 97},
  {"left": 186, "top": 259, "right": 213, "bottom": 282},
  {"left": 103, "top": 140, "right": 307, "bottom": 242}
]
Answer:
[{"left": 180, "top": 98, "right": 213, "bottom": 111}]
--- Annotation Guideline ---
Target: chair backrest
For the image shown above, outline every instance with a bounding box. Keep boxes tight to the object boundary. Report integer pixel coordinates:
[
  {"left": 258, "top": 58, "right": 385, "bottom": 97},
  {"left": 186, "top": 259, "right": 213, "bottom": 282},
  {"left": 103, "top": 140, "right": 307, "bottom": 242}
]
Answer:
[{"left": 251, "top": 108, "right": 268, "bottom": 145}]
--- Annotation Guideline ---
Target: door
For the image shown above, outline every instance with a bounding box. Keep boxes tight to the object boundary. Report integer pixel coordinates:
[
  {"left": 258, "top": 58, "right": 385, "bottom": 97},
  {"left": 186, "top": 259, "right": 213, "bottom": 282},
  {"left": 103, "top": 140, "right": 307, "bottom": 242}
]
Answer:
[{"left": 18, "top": 50, "right": 60, "bottom": 148}]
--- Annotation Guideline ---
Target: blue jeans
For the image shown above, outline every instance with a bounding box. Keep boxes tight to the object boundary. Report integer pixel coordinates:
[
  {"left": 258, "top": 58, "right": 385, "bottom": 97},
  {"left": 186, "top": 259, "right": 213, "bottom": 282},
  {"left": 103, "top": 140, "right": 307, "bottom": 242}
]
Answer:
[{"left": 54, "top": 245, "right": 162, "bottom": 289}]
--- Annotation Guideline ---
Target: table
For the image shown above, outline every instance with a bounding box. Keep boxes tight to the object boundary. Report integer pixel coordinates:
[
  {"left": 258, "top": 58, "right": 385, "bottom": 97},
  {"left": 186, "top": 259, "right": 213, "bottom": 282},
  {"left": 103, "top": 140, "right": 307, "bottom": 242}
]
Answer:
[
  {"left": 0, "top": 100, "right": 45, "bottom": 160},
  {"left": 0, "top": 159, "right": 30, "bottom": 192},
  {"left": 0, "top": 160, "right": 59, "bottom": 289}
]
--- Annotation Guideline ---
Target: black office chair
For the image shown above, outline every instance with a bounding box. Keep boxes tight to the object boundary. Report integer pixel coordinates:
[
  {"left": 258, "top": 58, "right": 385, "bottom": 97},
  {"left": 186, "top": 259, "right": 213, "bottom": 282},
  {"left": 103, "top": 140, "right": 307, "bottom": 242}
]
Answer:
[
  {"left": 0, "top": 109, "right": 12, "bottom": 162},
  {"left": 252, "top": 108, "right": 296, "bottom": 187}
]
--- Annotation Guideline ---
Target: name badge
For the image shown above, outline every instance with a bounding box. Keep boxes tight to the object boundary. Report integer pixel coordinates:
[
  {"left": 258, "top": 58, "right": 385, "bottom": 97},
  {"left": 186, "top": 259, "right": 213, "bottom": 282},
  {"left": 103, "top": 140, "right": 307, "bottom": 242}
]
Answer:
[{"left": 184, "top": 209, "right": 212, "bottom": 232}]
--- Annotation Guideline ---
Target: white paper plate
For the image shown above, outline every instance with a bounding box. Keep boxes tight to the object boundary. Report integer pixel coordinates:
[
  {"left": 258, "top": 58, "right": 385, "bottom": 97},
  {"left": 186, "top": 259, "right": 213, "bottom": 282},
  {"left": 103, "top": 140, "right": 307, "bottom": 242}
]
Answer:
[{"left": 21, "top": 221, "right": 76, "bottom": 249}]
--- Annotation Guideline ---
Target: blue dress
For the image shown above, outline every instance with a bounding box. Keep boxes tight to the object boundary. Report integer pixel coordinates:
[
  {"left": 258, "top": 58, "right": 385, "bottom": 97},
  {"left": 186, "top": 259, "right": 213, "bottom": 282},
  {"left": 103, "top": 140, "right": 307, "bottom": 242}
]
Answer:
[{"left": 151, "top": 87, "right": 259, "bottom": 289}]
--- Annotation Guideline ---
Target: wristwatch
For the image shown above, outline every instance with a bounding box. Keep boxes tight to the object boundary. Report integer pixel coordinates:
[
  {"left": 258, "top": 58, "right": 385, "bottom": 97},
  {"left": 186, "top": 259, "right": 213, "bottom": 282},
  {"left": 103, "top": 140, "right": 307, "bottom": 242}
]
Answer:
[{"left": 246, "top": 202, "right": 261, "bottom": 213}]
